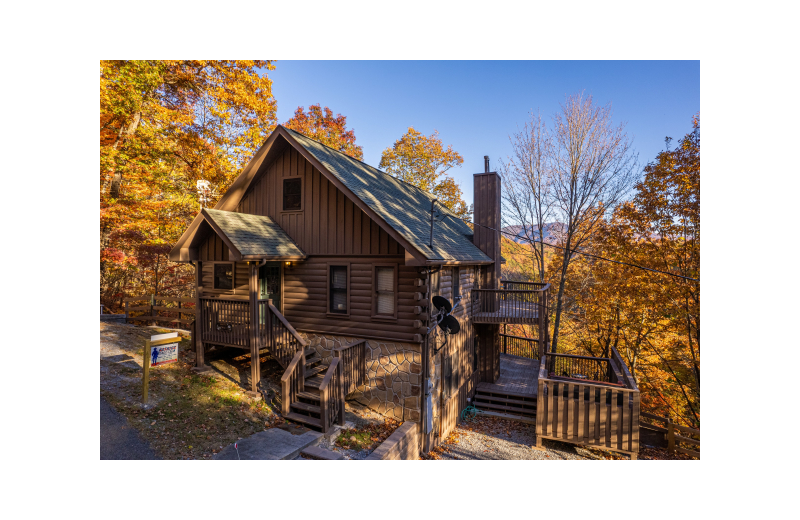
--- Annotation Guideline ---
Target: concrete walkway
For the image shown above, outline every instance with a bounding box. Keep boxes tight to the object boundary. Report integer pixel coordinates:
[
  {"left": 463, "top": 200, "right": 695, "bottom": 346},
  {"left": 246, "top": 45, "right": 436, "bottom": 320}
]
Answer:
[
  {"left": 100, "top": 397, "right": 160, "bottom": 460},
  {"left": 215, "top": 424, "right": 323, "bottom": 460}
]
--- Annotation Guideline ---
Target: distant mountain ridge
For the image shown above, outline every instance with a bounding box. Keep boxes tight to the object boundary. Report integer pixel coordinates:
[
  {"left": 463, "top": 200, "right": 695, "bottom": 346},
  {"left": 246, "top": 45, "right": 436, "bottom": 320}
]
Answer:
[
  {"left": 502, "top": 222, "right": 660, "bottom": 245},
  {"left": 502, "top": 222, "right": 566, "bottom": 245}
]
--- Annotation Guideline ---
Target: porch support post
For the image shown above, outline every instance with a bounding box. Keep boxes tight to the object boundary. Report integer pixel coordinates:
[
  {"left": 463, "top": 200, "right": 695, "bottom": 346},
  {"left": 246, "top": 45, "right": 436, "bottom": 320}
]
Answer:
[
  {"left": 249, "top": 262, "right": 260, "bottom": 393},
  {"left": 194, "top": 261, "right": 206, "bottom": 369},
  {"left": 475, "top": 324, "right": 500, "bottom": 384}
]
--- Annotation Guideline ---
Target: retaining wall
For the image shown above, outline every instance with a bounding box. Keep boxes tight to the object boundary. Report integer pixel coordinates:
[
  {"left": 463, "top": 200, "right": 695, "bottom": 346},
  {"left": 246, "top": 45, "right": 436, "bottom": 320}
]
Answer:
[{"left": 365, "top": 421, "right": 421, "bottom": 460}]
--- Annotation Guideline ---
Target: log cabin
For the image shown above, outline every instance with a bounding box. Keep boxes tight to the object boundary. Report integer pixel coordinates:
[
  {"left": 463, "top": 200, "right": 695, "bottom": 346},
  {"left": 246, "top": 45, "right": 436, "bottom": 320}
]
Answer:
[{"left": 169, "top": 125, "right": 640, "bottom": 457}]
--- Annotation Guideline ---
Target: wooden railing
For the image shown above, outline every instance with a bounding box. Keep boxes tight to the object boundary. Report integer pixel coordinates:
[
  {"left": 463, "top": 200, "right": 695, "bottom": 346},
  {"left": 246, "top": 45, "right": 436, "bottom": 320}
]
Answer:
[
  {"left": 501, "top": 280, "right": 549, "bottom": 291},
  {"left": 199, "top": 297, "right": 306, "bottom": 368},
  {"left": 501, "top": 334, "right": 542, "bottom": 359},
  {"left": 334, "top": 339, "right": 367, "bottom": 396},
  {"left": 536, "top": 346, "right": 640, "bottom": 459},
  {"left": 280, "top": 350, "right": 306, "bottom": 416},
  {"left": 640, "top": 412, "right": 700, "bottom": 458},
  {"left": 472, "top": 289, "right": 544, "bottom": 324},
  {"left": 259, "top": 300, "right": 306, "bottom": 368},
  {"left": 544, "top": 352, "right": 612, "bottom": 384},
  {"left": 125, "top": 295, "right": 196, "bottom": 328},
  {"left": 199, "top": 297, "right": 251, "bottom": 348},
  {"left": 319, "top": 358, "right": 345, "bottom": 434}
]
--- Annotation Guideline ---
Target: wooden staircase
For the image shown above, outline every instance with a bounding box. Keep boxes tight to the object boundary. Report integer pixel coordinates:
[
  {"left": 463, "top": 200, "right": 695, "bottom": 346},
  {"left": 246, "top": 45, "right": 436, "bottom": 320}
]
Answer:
[
  {"left": 473, "top": 386, "right": 537, "bottom": 420},
  {"left": 283, "top": 348, "right": 329, "bottom": 431},
  {"left": 280, "top": 339, "right": 368, "bottom": 434}
]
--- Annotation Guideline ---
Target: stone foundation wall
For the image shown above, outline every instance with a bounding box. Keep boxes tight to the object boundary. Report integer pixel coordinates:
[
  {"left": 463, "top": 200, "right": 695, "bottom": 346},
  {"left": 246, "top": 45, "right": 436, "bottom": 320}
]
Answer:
[{"left": 299, "top": 333, "right": 423, "bottom": 422}]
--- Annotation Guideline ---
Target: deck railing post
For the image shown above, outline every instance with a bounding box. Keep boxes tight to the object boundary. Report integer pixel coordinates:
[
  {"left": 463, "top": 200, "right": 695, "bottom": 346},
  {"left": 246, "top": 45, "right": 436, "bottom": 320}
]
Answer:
[
  {"left": 337, "top": 359, "right": 345, "bottom": 426},
  {"left": 667, "top": 418, "right": 675, "bottom": 453}
]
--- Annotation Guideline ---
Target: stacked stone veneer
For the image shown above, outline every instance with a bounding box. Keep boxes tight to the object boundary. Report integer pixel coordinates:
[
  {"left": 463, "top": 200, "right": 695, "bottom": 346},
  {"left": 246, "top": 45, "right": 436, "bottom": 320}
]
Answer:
[{"left": 299, "top": 333, "right": 427, "bottom": 422}]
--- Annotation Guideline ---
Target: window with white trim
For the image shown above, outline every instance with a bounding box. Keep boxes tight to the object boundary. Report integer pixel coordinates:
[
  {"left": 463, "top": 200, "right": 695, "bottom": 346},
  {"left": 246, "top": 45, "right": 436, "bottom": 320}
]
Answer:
[{"left": 373, "top": 265, "right": 396, "bottom": 317}]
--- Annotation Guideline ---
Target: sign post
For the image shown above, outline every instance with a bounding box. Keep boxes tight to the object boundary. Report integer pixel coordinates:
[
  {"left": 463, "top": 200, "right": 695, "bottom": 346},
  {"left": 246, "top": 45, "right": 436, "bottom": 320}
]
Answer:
[{"left": 142, "top": 332, "right": 180, "bottom": 405}]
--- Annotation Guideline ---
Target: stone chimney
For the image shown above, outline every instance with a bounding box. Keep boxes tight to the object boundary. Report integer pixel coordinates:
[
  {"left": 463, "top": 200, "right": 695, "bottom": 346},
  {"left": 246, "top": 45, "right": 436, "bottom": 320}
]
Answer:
[{"left": 473, "top": 156, "right": 502, "bottom": 289}]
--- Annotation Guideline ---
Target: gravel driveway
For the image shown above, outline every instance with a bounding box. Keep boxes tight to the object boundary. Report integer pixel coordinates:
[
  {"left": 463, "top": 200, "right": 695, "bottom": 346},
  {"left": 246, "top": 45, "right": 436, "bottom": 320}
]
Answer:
[{"left": 428, "top": 414, "right": 626, "bottom": 460}]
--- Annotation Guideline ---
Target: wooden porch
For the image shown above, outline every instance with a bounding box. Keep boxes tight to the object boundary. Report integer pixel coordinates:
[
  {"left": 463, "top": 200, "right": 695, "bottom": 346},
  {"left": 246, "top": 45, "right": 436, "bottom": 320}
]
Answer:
[
  {"left": 198, "top": 296, "right": 303, "bottom": 369},
  {"left": 477, "top": 354, "right": 541, "bottom": 398},
  {"left": 472, "top": 343, "right": 641, "bottom": 459},
  {"left": 472, "top": 281, "right": 550, "bottom": 327},
  {"left": 197, "top": 293, "right": 366, "bottom": 435}
]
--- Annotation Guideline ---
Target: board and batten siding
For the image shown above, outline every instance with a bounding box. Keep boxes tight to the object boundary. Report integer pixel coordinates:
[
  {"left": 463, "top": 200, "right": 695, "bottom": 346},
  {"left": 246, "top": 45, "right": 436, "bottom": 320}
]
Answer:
[
  {"left": 235, "top": 146, "right": 403, "bottom": 256},
  {"left": 283, "top": 256, "right": 425, "bottom": 344},
  {"left": 198, "top": 233, "right": 230, "bottom": 262}
]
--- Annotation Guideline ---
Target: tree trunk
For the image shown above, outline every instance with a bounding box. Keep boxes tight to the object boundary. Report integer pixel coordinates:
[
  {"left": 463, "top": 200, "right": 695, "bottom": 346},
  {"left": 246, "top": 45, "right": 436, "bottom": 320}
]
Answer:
[{"left": 550, "top": 234, "right": 573, "bottom": 352}]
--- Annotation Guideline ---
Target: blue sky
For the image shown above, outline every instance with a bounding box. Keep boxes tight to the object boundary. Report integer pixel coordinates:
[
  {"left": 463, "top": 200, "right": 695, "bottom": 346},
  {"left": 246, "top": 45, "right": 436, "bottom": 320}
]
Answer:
[{"left": 268, "top": 61, "right": 699, "bottom": 205}]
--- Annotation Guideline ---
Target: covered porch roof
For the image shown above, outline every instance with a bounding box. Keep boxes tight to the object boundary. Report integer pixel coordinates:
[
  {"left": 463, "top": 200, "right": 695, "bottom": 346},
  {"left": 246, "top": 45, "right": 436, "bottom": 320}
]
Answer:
[{"left": 169, "top": 208, "right": 306, "bottom": 262}]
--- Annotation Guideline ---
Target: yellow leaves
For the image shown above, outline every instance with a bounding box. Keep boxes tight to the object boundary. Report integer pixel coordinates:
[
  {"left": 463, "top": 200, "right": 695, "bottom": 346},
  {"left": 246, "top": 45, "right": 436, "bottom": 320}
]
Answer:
[{"left": 379, "top": 127, "right": 470, "bottom": 218}]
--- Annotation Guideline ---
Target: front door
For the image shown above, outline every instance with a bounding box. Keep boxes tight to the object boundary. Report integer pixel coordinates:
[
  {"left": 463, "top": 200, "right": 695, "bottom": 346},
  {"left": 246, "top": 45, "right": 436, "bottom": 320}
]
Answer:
[{"left": 259, "top": 262, "right": 282, "bottom": 311}]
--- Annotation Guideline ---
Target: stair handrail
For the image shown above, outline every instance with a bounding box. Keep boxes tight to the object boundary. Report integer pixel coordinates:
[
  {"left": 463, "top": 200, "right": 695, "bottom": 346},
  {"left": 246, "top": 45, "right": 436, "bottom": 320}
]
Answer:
[
  {"left": 609, "top": 345, "right": 639, "bottom": 391},
  {"left": 269, "top": 303, "right": 307, "bottom": 348},
  {"left": 318, "top": 357, "right": 344, "bottom": 434},
  {"left": 332, "top": 339, "right": 367, "bottom": 396},
  {"left": 280, "top": 349, "right": 306, "bottom": 416}
]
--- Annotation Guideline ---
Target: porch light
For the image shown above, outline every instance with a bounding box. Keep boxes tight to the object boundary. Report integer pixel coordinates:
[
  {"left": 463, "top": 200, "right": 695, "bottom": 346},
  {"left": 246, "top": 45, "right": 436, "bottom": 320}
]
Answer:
[{"left": 285, "top": 261, "right": 291, "bottom": 266}]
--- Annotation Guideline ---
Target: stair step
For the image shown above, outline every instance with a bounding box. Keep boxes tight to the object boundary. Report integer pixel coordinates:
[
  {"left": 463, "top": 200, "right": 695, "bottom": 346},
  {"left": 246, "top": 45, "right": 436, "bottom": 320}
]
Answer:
[
  {"left": 305, "top": 348, "right": 316, "bottom": 356},
  {"left": 305, "top": 354, "right": 322, "bottom": 366},
  {"left": 305, "top": 375, "right": 324, "bottom": 389},
  {"left": 305, "top": 365, "right": 327, "bottom": 378},
  {"left": 297, "top": 391, "right": 321, "bottom": 401},
  {"left": 285, "top": 412, "right": 322, "bottom": 428},
  {"left": 301, "top": 445, "right": 343, "bottom": 460},
  {"left": 474, "top": 393, "right": 537, "bottom": 407},
  {"left": 474, "top": 400, "right": 537, "bottom": 416},
  {"left": 291, "top": 402, "right": 321, "bottom": 415}
]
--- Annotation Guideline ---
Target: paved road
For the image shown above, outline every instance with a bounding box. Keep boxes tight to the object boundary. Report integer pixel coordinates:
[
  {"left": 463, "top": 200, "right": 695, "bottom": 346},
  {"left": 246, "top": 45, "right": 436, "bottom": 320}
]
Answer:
[{"left": 100, "top": 397, "right": 160, "bottom": 460}]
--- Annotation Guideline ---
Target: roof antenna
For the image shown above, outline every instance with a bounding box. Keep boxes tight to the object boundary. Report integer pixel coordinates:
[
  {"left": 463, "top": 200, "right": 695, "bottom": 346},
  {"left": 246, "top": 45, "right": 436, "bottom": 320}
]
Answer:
[
  {"left": 484, "top": 155, "right": 490, "bottom": 173},
  {"left": 429, "top": 199, "right": 438, "bottom": 248}
]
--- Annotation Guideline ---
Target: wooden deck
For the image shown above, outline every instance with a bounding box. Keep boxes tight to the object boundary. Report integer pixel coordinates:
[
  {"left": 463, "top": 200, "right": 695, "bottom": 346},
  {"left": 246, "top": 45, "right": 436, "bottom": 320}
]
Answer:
[
  {"left": 477, "top": 353, "right": 540, "bottom": 397},
  {"left": 473, "top": 300, "right": 539, "bottom": 322}
]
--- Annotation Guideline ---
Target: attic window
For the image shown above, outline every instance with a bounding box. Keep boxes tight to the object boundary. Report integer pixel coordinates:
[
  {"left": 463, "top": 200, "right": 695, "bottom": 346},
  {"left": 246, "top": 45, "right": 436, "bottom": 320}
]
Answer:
[{"left": 283, "top": 178, "right": 302, "bottom": 211}]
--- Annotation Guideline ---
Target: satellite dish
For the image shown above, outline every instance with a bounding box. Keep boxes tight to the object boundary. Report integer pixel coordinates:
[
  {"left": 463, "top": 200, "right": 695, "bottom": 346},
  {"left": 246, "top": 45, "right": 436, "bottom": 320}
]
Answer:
[
  {"left": 428, "top": 294, "right": 462, "bottom": 354},
  {"left": 432, "top": 296, "right": 452, "bottom": 314},
  {"left": 439, "top": 315, "right": 460, "bottom": 335}
]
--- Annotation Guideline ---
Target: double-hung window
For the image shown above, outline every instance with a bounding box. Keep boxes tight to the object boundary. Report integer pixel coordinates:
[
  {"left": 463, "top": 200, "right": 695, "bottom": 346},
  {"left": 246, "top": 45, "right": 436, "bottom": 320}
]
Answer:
[
  {"left": 372, "top": 264, "right": 397, "bottom": 319},
  {"left": 328, "top": 264, "right": 349, "bottom": 315}
]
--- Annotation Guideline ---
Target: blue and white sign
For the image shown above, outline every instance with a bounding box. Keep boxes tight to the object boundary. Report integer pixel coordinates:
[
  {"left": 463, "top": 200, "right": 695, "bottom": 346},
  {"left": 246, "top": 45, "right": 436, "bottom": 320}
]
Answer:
[{"left": 150, "top": 332, "right": 179, "bottom": 367}]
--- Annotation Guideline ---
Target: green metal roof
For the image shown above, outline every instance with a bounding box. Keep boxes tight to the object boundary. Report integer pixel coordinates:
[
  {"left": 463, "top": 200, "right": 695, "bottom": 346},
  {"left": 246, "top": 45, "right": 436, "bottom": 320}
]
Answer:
[
  {"left": 285, "top": 128, "right": 491, "bottom": 264},
  {"left": 203, "top": 208, "right": 305, "bottom": 258}
]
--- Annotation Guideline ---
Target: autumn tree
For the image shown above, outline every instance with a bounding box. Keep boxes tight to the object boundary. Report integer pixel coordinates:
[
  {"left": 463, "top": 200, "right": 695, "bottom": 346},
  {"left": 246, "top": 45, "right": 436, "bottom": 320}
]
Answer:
[
  {"left": 614, "top": 115, "right": 700, "bottom": 424},
  {"left": 547, "top": 94, "right": 638, "bottom": 352},
  {"left": 100, "top": 60, "right": 277, "bottom": 310},
  {"left": 379, "top": 127, "right": 471, "bottom": 218},
  {"left": 501, "top": 110, "right": 555, "bottom": 282},
  {"left": 544, "top": 115, "right": 700, "bottom": 426},
  {"left": 283, "top": 104, "right": 363, "bottom": 160}
]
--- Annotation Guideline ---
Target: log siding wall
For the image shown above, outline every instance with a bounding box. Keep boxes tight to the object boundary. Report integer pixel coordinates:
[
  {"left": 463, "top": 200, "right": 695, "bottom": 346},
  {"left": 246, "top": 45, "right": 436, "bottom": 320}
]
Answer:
[
  {"left": 199, "top": 261, "right": 250, "bottom": 299},
  {"left": 284, "top": 256, "right": 424, "bottom": 344}
]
